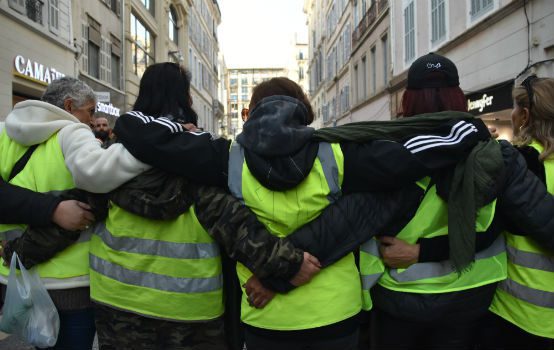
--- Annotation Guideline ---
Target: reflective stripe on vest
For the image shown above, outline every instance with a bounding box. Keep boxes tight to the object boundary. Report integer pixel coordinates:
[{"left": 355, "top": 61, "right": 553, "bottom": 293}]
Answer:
[
  {"left": 376, "top": 177, "right": 505, "bottom": 294},
  {"left": 490, "top": 141, "right": 554, "bottom": 338},
  {"left": 360, "top": 238, "right": 385, "bottom": 311},
  {"left": 95, "top": 222, "right": 220, "bottom": 259},
  {"left": 90, "top": 204, "right": 224, "bottom": 321},
  {"left": 506, "top": 245, "right": 554, "bottom": 272},
  {"left": 0, "top": 132, "right": 89, "bottom": 289},
  {"left": 90, "top": 254, "right": 222, "bottom": 293},
  {"left": 228, "top": 141, "right": 342, "bottom": 204},
  {"left": 230, "top": 141, "right": 361, "bottom": 330},
  {"left": 389, "top": 235, "right": 505, "bottom": 283}
]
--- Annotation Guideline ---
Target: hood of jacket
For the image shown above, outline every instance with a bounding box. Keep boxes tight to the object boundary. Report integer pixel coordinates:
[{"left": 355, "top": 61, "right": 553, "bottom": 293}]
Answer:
[
  {"left": 236, "top": 95, "right": 319, "bottom": 191},
  {"left": 5, "top": 100, "right": 80, "bottom": 146}
]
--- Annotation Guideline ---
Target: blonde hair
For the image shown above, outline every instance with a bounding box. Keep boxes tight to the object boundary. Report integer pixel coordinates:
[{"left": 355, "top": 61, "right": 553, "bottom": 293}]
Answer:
[{"left": 512, "top": 78, "right": 554, "bottom": 161}]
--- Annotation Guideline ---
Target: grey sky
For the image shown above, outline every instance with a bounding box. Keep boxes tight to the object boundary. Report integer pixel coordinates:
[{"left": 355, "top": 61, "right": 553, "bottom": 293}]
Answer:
[{"left": 218, "top": 0, "right": 308, "bottom": 68}]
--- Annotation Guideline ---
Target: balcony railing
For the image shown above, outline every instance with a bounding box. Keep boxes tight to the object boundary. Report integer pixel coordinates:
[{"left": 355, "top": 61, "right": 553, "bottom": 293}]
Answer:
[{"left": 352, "top": 0, "right": 389, "bottom": 48}]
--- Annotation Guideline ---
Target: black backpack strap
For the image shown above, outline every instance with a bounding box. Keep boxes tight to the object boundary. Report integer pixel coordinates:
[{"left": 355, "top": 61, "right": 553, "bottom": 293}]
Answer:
[{"left": 8, "top": 144, "right": 39, "bottom": 182}]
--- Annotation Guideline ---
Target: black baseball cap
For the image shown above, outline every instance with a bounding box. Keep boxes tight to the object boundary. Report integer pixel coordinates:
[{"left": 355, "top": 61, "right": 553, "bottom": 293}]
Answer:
[{"left": 407, "top": 53, "right": 460, "bottom": 89}]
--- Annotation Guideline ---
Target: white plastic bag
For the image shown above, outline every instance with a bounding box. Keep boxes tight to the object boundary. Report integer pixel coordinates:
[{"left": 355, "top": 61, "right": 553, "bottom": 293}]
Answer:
[{"left": 0, "top": 253, "right": 59, "bottom": 347}]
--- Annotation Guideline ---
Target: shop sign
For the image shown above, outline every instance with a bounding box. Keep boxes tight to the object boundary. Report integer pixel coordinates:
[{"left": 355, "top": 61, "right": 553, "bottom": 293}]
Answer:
[
  {"left": 465, "top": 80, "right": 514, "bottom": 116},
  {"left": 95, "top": 92, "right": 111, "bottom": 103},
  {"left": 13, "top": 55, "right": 65, "bottom": 85},
  {"left": 468, "top": 94, "right": 494, "bottom": 113},
  {"left": 96, "top": 102, "right": 120, "bottom": 117}
]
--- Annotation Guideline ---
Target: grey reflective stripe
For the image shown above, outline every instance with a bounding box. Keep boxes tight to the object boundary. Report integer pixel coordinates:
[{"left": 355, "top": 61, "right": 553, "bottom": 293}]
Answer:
[
  {"left": 228, "top": 142, "right": 244, "bottom": 203},
  {"left": 499, "top": 278, "right": 554, "bottom": 308},
  {"left": 95, "top": 222, "right": 220, "bottom": 259},
  {"left": 0, "top": 229, "right": 24, "bottom": 241},
  {"left": 318, "top": 142, "right": 342, "bottom": 203},
  {"left": 361, "top": 239, "right": 380, "bottom": 257},
  {"left": 389, "top": 235, "right": 506, "bottom": 282},
  {"left": 362, "top": 272, "right": 383, "bottom": 290},
  {"left": 77, "top": 230, "right": 93, "bottom": 243},
  {"left": 90, "top": 254, "right": 222, "bottom": 293},
  {"left": 507, "top": 245, "right": 554, "bottom": 273}
]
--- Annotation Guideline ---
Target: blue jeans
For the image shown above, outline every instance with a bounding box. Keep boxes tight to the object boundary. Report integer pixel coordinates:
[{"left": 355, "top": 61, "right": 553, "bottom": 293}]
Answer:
[{"left": 39, "top": 308, "right": 96, "bottom": 350}]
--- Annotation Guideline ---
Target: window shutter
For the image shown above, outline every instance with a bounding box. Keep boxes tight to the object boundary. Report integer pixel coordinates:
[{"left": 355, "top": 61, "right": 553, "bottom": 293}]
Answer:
[{"left": 81, "top": 23, "right": 89, "bottom": 73}]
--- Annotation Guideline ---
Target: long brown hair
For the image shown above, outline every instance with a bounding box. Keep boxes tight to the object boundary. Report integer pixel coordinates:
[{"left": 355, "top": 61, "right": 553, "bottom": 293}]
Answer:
[{"left": 512, "top": 78, "right": 554, "bottom": 160}]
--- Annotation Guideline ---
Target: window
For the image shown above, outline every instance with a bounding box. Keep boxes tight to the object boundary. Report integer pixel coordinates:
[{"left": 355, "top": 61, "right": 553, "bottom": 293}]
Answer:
[
  {"left": 241, "top": 94, "right": 248, "bottom": 101},
  {"left": 110, "top": 0, "right": 121, "bottom": 16},
  {"left": 100, "top": 37, "right": 112, "bottom": 83},
  {"left": 299, "top": 66, "right": 304, "bottom": 80},
  {"left": 48, "top": 0, "right": 58, "bottom": 32},
  {"left": 353, "top": 64, "right": 359, "bottom": 102},
  {"left": 241, "top": 77, "right": 248, "bottom": 85},
  {"left": 169, "top": 6, "right": 178, "bottom": 44},
  {"left": 111, "top": 54, "right": 120, "bottom": 89},
  {"left": 361, "top": 55, "right": 367, "bottom": 99},
  {"left": 241, "top": 86, "right": 248, "bottom": 94},
  {"left": 139, "top": 0, "right": 154, "bottom": 15},
  {"left": 370, "top": 46, "right": 376, "bottom": 94},
  {"left": 87, "top": 16, "right": 101, "bottom": 79},
  {"left": 131, "top": 13, "right": 155, "bottom": 77},
  {"left": 470, "top": 0, "right": 493, "bottom": 20},
  {"left": 381, "top": 34, "right": 388, "bottom": 85},
  {"left": 299, "top": 51, "right": 304, "bottom": 60},
  {"left": 111, "top": 35, "right": 122, "bottom": 89},
  {"left": 26, "top": 0, "right": 44, "bottom": 24},
  {"left": 230, "top": 94, "right": 237, "bottom": 101},
  {"left": 404, "top": 1, "right": 415, "bottom": 63},
  {"left": 431, "top": 0, "right": 446, "bottom": 44},
  {"left": 230, "top": 78, "right": 237, "bottom": 86}
]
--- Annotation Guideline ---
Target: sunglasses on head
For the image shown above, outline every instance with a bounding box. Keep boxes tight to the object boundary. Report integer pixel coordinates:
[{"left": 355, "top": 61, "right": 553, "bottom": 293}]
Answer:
[{"left": 521, "top": 74, "right": 538, "bottom": 110}]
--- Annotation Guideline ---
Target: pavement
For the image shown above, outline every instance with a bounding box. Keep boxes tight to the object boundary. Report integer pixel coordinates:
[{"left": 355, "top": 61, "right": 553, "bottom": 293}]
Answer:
[{"left": 0, "top": 331, "right": 99, "bottom": 349}]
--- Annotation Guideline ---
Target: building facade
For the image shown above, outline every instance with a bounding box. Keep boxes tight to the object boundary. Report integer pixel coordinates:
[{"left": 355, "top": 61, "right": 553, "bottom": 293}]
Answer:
[
  {"left": 305, "top": 0, "right": 390, "bottom": 128},
  {"left": 225, "top": 67, "right": 286, "bottom": 138},
  {"left": 122, "top": 0, "right": 221, "bottom": 133},
  {"left": 390, "top": 0, "right": 553, "bottom": 139},
  {"left": 74, "top": 0, "right": 124, "bottom": 126},
  {"left": 306, "top": 0, "right": 553, "bottom": 132},
  {"left": 0, "top": 0, "right": 75, "bottom": 119},
  {"left": 287, "top": 35, "right": 310, "bottom": 96}
]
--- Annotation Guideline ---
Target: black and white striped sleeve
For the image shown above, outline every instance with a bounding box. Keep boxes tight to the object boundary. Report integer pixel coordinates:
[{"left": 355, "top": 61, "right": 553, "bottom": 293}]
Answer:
[
  {"left": 113, "top": 112, "right": 231, "bottom": 187},
  {"left": 341, "top": 119, "right": 491, "bottom": 193}
]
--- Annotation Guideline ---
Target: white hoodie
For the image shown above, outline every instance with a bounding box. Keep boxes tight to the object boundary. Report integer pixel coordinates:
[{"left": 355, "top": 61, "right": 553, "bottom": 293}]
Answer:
[{"left": 4, "top": 100, "right": 151, "bottom": 193}]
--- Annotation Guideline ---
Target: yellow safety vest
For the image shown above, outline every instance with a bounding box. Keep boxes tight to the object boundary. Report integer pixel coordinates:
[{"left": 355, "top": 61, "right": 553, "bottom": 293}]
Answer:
[
  {"left": 490, "top": 141, "right": 554, "bottom": 338},
  {"left": 360, "top": 177, "right": 506, "bottom": 310},
  {"left": 228, "top": 141, "right": 361, "bottom": 330},
  {"left": 0, "top": 129, "right": 89, "bottom": 288},
  {"left": 89, "top": 204, "right": 224, "bottom": 321}
]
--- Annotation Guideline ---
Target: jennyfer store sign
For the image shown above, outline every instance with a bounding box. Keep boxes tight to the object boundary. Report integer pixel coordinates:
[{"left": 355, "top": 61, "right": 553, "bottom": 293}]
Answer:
[
  {"left": 465, "top": 80, "right": 514, "bottom": 116},
  {"left": 13, "top": 55, "right": 65, "bottom": 85}
]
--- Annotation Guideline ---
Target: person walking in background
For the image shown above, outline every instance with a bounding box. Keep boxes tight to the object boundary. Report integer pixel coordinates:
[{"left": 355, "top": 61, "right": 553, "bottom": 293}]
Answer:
[
  {"left": 93, "top": 116, "right": 115, "bottom": 148},
  {"left": 484, "top": 76, "right": 554, "bottom": 349},
  {"left": 0, "top": 76, "right": 150, "bottom": 349}
]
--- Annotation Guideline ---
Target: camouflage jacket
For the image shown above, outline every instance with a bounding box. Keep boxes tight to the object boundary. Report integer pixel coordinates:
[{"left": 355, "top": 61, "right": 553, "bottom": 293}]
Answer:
[
  {"left": 3, "top": 169, "right": 303, "bottom": 279},
  {"left": 2, "top": 189, "right": 109, "bottom": 269},
  {"left": 110, "top": 168, "right": 303, "bottom": 280}
]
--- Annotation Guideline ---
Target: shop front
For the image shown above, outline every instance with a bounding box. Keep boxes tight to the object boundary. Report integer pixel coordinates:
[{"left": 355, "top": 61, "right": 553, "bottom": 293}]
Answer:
[{"left": 466, "top": 80, "right": 515, "bottom": 140}]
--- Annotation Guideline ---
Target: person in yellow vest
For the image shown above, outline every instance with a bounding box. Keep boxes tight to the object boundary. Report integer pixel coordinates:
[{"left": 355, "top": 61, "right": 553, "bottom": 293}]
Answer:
[
  {"left": 88, "top": 63, "right": 323, "bottom": 350},
  {"left": 484, "top": 77, "right": 554, "bottom": 349},
  {"left": 365, "top": 54, "right": 554, "bottom": 349},
  {"left": 0, "top": 76, "right": 150, "bottom": 349}
]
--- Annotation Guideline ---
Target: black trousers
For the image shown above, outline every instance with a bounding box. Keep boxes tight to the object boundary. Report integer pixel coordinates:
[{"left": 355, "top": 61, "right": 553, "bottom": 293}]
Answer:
[
  {"left": 475, "top": 311, "right": 554, "bottom": 350},
  {"left": 371, "top": 307, "right": 476, "bottom": 350},
  {"left": 244, "top": 322, "right": 359, "bottom": 350}
]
